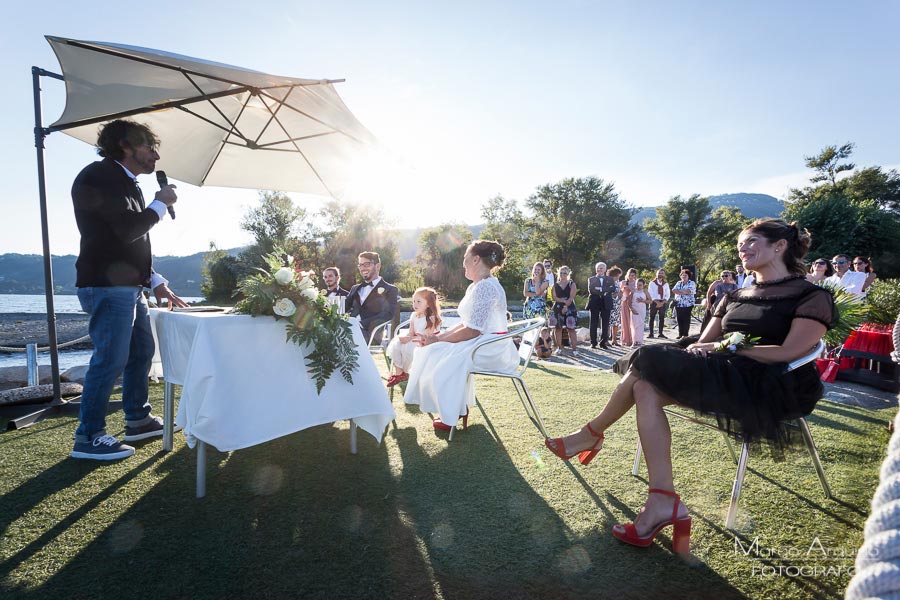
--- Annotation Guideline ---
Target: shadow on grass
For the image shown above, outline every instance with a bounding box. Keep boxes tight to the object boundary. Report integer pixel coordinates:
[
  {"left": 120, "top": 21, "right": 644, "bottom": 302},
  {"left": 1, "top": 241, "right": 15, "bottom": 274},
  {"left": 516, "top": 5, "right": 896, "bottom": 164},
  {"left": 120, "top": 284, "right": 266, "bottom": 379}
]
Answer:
[{"left": 813, "top": 400, "right": 893, "bottom": 427}]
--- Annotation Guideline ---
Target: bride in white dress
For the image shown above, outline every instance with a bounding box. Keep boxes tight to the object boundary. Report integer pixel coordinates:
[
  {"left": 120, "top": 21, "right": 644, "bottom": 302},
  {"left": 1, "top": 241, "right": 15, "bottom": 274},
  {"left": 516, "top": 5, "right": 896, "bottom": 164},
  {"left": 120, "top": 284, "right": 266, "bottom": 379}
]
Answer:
[{"left": 403, "top": 240, "right": 519, "bottom": 431}]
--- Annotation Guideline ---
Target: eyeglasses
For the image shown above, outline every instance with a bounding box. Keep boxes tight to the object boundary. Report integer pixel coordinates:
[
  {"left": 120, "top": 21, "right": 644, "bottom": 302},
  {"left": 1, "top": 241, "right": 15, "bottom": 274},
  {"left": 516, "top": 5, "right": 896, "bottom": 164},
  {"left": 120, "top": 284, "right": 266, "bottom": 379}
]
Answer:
[
  {"left": 544, "top": 264, "right": 552, "bottom": 267},
  {"left": 357, "top": 261, "right": 374, "bottom": 268},
  {"left": 853, "top": 261, "right": 866, "bottom": 265},
  {"left": 813, "top": 261, "right": 826, "bottom": 266},
  {"left": 139, "top": 143, "right": 158, "bottom": 152},
  {"left": 721, "top": 274, "right": 730, "bottom": 279},
  {"left": 831, "top": 260, "right": 847, "bottom": 265}
]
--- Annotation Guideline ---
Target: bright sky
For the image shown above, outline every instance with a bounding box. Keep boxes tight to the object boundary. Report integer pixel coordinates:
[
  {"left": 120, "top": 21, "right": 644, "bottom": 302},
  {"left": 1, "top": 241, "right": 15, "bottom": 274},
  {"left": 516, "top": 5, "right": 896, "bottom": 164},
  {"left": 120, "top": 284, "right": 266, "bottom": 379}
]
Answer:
[{"left": 1, "top": 1, "right": 898, "bottom": 257}]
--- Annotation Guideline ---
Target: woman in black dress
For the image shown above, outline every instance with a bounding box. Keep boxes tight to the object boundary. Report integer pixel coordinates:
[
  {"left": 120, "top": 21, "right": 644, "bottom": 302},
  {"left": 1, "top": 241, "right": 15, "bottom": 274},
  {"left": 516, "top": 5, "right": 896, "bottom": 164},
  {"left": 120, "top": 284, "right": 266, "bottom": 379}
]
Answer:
[{"left": 544, "top": 218, "right": 835, "bottom": 554}]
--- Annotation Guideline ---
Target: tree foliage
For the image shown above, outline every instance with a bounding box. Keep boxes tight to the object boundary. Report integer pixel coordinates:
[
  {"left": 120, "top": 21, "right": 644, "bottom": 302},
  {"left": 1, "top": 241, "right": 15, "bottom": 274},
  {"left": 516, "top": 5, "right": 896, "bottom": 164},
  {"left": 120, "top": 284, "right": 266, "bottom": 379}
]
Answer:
[
  {"left": 525, "top": 176, "right": 639, "bottom": 280},
  {"left": 200, "top": 242, "right": 239, "bottom": 302},
  {"left": 319, "top": 200, "right": 400, "bottom": 286},
  {"left": 480, "top": 195, "right": 529, "bottom": 292},
  {"left": 417, "top": 223, "right": 474, "bottom": 298},
  {"left": 805, "top": 142, "right": 855, "bottom": 186}
]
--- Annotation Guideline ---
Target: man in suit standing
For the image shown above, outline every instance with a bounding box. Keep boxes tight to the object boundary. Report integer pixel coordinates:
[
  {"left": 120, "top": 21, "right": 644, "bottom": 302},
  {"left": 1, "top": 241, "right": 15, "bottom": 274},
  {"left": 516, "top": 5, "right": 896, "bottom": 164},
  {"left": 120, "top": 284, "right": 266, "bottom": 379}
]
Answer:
[
  {"left": 70, "top": 119, "right": 187, "bottom": 461},
  {"left": 586, "top": 262, "right": 617, "bottom": 349},
  {"left": 347, "top": 251, "right": 399, "bottom": 344},
  {"left": 322, "top": 266, "right": 349, "bottom": 297}
]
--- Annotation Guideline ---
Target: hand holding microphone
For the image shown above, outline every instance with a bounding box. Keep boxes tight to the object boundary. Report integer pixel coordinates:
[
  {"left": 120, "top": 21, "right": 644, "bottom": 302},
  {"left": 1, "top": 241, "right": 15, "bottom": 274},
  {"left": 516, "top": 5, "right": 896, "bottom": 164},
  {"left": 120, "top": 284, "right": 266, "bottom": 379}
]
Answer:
[{"left": 155, "top": 171, "right": 177, "bottom": 220}]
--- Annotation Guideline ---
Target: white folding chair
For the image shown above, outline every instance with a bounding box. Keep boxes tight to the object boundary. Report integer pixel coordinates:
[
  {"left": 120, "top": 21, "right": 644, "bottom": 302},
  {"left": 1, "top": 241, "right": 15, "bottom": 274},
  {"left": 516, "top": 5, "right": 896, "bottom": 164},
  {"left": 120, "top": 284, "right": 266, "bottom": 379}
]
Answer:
[
  {"left": 631, "top": 340, "right": 830, "bottom": 530},
  {"left": 444, "top": 317, "right": 548, "bottom": 441}
]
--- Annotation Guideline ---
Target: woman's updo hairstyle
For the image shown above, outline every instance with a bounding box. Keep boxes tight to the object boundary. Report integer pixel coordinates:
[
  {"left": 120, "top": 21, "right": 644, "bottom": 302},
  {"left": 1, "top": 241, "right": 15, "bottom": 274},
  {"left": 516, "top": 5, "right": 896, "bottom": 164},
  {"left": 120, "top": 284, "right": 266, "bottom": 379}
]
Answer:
[
  {"left": 743, "top": 218, "right": 811, "bottom": 276},
  {"left": 467, "top": 239, "right": 506, "bottom": 270}
]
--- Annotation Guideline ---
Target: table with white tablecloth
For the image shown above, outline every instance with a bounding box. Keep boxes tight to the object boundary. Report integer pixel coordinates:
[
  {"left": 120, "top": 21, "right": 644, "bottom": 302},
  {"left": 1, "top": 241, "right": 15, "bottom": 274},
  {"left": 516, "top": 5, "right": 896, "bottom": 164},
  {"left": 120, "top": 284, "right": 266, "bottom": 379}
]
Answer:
[{"left": 148, "top": 309, "right": 395, "bottom": 496}]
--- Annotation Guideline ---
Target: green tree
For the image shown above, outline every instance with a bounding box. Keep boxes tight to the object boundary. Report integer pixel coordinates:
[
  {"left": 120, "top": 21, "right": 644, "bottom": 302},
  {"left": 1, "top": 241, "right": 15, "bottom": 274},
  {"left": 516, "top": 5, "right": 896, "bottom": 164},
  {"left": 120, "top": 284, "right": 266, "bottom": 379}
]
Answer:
[
  {"left": 200, "top": 242, "right": 239, "bottom": 302},
  {"left": 525, "top": 176, "right": 636, "bottom": 279},
  {"left": 643, "top": 194, "right": 717, "bottom": 279},
  {"left": 238, "top": 191, "right": 308, "bottom": 274},
  {"left": 805, "top": 142, "right": 855, "bottom": 186},
  {"left": 319, "top": 200, "right": 400, "bottom": 286},
  {"left": 480, "top": 195, "right": 530, "bottom": 293},
  {"left": 418, "top": 223, "right": 474, "bottom": 297}
]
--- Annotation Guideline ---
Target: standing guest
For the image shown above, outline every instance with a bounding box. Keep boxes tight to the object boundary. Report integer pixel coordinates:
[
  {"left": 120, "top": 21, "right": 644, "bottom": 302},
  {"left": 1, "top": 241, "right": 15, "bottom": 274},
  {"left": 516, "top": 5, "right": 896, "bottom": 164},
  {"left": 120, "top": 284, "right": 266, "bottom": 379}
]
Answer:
[
  {"left": 386, "top": 287, "right": 442, "bottom": 387},
  {"left": 322, "top": 266, "right": 349, "bottom": 297},
  {"left": 523, "top": 262, "right": 549, "bottom": 319},
  {"left": 543, "top": 258, "right": 555, "bottom": 295},
  {"left": 620, "top": 269, "right": 638, "bottom": 347},
  {"left": 647, "top": 269, "right": 670, "bottom": 339},
  {"left": 734, "top": 264, "right": 748, "bottom": 288},
  {"left": 826, "top": 254, "right": 867, "bottom": 297},
  {"left": 608, "top": 266, "right": 624, "bottom": 345},
  {"left": 544, "top": 219, "right": 835, "bottom": 555},
  {"left": 853, "top": 256, "right": 877, "bottom": 295},
  {"left": 404, "top": 240, "right": 518, "bottom": 432},
  {"left": 806, "top": 258, "right": 834, "bottom": 284},
  {"left": 586, "top": 262, "right": 619, "bottom": 349},
  {"left": 347, "top": 251, "right": 400, "bottom": 344},
  {"left": 742, "top": 270, "right": 756, "bottom": 288},
  {"left": 700, "top": 271, "right": 738, "bottom": 333},
  {"left": 70, "top": 119, "right": 187, "bottom": 461},
  {"left": 550, "top": 266, "right": 579, "bottom": 355},
  {"left": 629, "top": 278, "right": 651, "bottom": 347},
  {"left": 671, "top": 269, "right": 696, "bottom": 339}
]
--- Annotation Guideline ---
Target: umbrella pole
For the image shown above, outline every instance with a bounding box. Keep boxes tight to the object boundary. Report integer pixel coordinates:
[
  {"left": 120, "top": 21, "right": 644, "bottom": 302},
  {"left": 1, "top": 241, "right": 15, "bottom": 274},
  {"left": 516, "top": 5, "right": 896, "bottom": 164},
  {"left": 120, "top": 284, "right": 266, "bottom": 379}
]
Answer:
[{"left": 8, "top": 67, "right": 72, "bottom": 430}]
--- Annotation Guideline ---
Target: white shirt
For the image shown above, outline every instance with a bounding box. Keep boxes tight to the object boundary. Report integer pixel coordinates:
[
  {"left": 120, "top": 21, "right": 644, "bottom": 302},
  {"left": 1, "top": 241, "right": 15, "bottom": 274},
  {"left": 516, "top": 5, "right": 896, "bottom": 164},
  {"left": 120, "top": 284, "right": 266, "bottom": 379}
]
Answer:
[
  {"left": 741, "top": 274, "right": 755, "bottom": 288},
  {"left": 115, "top": 161, "right": 168, "bottom": 290},
  {"left": 735, "top": 272, "right": 747, "bottom": 287},
  {"left": 358, "top": 276, "right": 382, "bottom": 304},
  {"left": 545, "top": 271, "right": 555, "bottom": 291},
  {"left": 827, "top": 271, "right": 868, "bottom": 296},
  {"left": 647, "top": 279, "right": 671, "bottom": 302}
]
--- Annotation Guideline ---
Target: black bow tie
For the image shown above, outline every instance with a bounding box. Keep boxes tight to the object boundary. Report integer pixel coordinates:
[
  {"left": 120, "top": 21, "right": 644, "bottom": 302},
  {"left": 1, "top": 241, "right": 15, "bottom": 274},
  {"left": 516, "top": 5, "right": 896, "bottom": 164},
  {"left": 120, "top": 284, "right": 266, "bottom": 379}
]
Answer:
[{"left": 362, "top": 281, "right": 374, "bottom": 287}]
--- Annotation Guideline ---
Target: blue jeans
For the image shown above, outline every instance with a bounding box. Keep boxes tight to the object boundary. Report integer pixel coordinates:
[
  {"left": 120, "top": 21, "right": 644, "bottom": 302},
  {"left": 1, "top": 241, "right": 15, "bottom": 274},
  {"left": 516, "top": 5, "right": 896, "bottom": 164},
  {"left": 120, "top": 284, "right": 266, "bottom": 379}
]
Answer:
[{"left": 75, "top": 287, "right": 154, "bottom": 442}]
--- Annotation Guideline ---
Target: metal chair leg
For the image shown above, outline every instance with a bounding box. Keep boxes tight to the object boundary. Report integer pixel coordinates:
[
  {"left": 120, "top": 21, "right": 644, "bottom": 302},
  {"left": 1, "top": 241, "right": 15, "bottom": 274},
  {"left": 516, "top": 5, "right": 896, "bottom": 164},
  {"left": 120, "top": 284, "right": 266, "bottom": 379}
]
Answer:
[
  {"left": 726, "top": 441, "right": 750, "bottom": 530},
  {"left": 797, "top": 417, "right": 832, "bottom": 499},
  {"left": 632, "top": 438, "right": 643, "bottom": 476},
  {"left": 721, "top": 430, "right": 738, "bottom": 464},
  {"left": 517, "top": 378, "right": 549, "bottom": 438}
]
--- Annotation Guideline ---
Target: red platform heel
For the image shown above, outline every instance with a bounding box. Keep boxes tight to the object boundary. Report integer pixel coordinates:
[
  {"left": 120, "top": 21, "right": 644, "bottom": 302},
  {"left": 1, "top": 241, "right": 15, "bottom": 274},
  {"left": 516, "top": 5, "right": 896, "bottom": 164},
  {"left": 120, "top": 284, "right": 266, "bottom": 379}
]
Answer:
[
  {"left": 612, "top": 488, "right": 691, "bottom": 555},
  {"left": 544, "top": 422, "right": 605, "bottom": 465},
  {"left": 433, "top": 407, "right": 469, "bottom": 432}
]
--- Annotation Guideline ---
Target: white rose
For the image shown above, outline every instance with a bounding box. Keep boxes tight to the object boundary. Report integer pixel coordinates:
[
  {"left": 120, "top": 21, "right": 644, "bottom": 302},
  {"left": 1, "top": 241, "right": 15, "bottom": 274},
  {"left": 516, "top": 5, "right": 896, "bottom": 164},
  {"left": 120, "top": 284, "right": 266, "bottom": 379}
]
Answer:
[
  {"left": 728, "top": 332, "right": 745, "bottom": 345},
  {"left": 273, "top": 297, "right": 297, "bottom": 317},
  {"left": 377, "top": 287, "right": 385, "bottom": 295},
  {"left": 274, "top": 267, "right": 294, "bottom": 286},
  {"left": 301, "top": 288, "right": 319, "bottom": 301}
]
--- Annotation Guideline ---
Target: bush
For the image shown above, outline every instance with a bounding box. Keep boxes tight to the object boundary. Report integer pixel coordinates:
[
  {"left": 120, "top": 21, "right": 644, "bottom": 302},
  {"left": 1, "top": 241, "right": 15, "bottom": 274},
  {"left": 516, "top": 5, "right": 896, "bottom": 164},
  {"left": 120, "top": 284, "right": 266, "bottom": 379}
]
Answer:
[{"left": 866, "top": 278, "right": 900, "bottom": 325}]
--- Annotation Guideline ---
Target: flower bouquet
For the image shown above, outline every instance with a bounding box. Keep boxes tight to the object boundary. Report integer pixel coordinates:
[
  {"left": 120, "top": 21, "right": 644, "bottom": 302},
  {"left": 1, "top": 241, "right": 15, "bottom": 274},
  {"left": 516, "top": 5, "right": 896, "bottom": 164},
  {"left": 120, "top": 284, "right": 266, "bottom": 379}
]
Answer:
[
  {"left": 714, "top": 331, "right": 761, "bottom": 354},
  {"left": 233, "top": 251, "right": 358, "bottom": 393}
]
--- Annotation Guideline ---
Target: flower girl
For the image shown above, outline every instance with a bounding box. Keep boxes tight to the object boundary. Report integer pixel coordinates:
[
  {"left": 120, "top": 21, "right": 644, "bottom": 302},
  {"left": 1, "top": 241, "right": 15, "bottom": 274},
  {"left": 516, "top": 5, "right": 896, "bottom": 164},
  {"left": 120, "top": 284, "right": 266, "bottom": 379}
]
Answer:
[{"left": 386, "top": 287, "right": 442, "bottom": 387}]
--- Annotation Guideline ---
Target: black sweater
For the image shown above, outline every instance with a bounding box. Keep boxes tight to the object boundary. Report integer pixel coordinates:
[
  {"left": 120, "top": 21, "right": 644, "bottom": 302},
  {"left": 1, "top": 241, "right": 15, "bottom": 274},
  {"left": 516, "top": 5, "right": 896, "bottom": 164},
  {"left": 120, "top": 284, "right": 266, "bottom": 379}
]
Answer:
[{"left": 72, "top": 158, "right": 160, "bottom": 288}]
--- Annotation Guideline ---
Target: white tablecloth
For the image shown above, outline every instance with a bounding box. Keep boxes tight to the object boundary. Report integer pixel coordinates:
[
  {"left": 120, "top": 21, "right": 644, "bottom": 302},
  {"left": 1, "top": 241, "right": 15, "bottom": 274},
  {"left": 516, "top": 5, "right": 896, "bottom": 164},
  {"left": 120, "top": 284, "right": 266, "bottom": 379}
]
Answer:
[{"left": 149, "top": 310, "right": 395, "bottom": 452}]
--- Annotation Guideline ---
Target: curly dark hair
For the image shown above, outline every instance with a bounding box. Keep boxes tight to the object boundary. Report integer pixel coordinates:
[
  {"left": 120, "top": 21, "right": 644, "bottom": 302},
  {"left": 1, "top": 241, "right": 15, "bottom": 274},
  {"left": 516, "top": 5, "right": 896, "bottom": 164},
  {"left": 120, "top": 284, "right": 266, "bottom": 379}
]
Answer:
[
  {"left": 742, "top": 218, "right": 812, "bottom": 276},
  {"left": 95, "top": 120, "right": 159, "bottom": 161},
  {"left": 467, "top": 239, "right": 505, "bottom": 270}
]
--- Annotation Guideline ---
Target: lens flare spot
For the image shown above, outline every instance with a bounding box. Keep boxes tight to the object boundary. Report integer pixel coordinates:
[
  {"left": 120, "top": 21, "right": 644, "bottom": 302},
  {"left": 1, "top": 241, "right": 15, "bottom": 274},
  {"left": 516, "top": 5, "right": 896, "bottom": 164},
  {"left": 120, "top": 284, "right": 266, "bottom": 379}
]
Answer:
[
  {"left": 249, "top": 464, "right": 284, "bottom": 496},
  {"left": 431, "top": 523, "right": 455, "bottom": 549},
  {"left": 108, "top": 519, "right": 144, "bottom": 555},
  {"left": 345, "top": 505, "right": 363, "bottom": 532},
  {"left": 558, "top": 545, "right": 592, "bottom": 575}
]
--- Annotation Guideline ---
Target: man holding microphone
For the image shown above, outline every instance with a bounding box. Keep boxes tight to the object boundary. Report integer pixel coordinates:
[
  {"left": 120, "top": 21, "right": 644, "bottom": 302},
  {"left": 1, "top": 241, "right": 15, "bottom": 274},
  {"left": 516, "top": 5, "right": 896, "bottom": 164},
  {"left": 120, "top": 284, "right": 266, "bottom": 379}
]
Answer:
[{"left": 70, "top": 119, "right": 187, "bottom": 460}]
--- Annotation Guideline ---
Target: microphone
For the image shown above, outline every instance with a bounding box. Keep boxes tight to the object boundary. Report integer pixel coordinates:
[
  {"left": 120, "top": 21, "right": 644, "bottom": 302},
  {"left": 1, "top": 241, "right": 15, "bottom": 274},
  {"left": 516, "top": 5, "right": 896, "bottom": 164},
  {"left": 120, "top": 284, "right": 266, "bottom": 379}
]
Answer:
[{"left": 156, "top": 170, "right": 175, "bottom": 220}]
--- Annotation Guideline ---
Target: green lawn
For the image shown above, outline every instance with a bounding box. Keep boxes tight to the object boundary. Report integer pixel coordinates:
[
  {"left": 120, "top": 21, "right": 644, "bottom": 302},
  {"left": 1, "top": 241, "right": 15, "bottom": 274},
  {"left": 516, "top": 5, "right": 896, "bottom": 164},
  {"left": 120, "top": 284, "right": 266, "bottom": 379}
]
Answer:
[{"left": 0, "top": 362, "right": 890, "bottom": 600}]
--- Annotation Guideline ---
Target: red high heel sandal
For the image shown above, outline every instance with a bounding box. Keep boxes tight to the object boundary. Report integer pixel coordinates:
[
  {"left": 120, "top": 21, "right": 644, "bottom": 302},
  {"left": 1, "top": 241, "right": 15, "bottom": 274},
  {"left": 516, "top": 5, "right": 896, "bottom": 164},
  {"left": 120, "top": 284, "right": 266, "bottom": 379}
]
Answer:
[
  {"left": 433, "top": 407, "right": 469, "bottom": 432},
  {"left": 386, "top": 373, "right": 409, "bottom": 388},
  {"left": 612, "top": 488, "right": 691, "bottom": 555},
  {"left": 544, "top": 422, "right": 605, "bottom": 465}
]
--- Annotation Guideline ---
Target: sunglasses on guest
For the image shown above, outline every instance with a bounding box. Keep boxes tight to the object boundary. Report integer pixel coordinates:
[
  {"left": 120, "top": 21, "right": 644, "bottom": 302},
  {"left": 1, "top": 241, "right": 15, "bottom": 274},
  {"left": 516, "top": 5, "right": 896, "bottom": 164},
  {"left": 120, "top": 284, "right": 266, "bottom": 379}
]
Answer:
[
  {"left": 813, "top": 261, "right": 827, "bottom": 266},
  {"left": 831, "top": 260, "right": 847, "bottom": 265}
]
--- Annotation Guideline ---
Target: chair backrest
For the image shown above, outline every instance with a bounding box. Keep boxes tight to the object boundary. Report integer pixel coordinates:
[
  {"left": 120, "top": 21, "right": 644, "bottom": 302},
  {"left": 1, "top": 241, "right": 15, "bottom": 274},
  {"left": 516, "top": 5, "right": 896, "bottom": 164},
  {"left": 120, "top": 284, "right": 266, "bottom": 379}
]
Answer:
[{"left": 510, "top": 317, "right": 545, "bottom": 376}]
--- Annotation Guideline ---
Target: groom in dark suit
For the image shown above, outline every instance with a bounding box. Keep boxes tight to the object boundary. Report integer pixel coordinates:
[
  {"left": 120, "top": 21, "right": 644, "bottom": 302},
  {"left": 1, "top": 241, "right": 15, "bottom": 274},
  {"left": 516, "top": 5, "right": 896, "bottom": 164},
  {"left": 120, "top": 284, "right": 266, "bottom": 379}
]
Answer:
[
  {"left": 586, "top": 261, "right": 617, "bottom": 349},
  {"left": 347, "top": 251, "right": 399, "bottom": 345}
]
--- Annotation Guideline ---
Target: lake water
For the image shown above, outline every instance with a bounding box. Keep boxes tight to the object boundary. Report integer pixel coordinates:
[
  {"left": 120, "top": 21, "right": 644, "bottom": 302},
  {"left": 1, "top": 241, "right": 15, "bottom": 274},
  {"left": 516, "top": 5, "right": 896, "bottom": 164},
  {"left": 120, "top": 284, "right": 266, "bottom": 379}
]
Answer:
[{"left": 0, "top": 293, "right": 204, "bottom": 370}]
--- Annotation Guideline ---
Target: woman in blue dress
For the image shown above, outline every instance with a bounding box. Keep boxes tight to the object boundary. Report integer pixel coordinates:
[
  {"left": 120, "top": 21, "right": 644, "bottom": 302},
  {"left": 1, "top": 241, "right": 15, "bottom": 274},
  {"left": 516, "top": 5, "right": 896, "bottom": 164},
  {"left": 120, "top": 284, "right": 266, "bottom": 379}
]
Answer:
[{"left": 522, "top": 262, "right": 549, "bottom": 319}]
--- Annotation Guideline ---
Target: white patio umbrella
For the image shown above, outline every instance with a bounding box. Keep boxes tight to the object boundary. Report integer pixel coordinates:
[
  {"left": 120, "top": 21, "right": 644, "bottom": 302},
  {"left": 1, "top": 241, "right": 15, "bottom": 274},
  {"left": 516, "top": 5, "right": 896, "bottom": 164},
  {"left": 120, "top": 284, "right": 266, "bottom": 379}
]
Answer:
[
  {"left": 47, "top": 36, "right": 377, "bottom": 197},
  {"left": 11, "top": 37, "right": 376, "bottom": 428}
]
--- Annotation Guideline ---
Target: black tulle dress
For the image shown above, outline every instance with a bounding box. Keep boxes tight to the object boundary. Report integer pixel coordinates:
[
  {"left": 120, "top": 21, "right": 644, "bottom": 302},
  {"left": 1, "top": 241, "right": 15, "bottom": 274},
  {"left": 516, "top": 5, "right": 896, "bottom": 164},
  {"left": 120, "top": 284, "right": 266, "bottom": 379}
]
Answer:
[{"left": 613, "top": 276, "right": 836, "bottom": 448}]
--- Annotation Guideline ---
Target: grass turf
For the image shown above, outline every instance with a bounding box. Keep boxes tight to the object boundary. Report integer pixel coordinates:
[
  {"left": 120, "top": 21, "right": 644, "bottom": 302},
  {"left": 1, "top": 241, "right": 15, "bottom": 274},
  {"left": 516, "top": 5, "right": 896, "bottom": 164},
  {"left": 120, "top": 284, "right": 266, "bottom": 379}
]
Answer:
[{"left": 0, "top": 362, "right": 891, "bottom": 600}]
